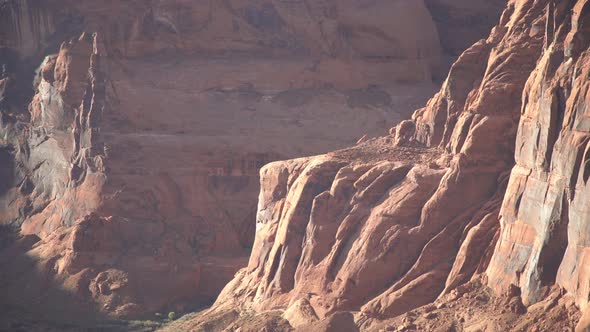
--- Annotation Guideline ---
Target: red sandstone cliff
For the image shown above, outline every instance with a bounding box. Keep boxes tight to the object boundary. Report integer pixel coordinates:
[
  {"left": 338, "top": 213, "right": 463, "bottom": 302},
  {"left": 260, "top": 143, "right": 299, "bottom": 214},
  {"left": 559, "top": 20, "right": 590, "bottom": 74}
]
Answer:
[
  {"left": 486, "top": 0, "right": 590, "bottom": 328},
  {"left": 0, "top": 0, "right": 504, "bottom": 326},
  {"left": 11, "top": 0, "right": 590, "bottom": 330},
  {"left": 164, "top": 0, "right": 590, "bottom": 331}
]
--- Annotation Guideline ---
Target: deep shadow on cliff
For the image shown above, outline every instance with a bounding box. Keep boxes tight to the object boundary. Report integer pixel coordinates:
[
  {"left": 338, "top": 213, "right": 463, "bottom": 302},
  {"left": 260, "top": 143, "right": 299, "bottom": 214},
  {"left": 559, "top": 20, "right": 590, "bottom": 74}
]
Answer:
[{"left": 0, "top": 225, "right": 166, "bottom": 331}]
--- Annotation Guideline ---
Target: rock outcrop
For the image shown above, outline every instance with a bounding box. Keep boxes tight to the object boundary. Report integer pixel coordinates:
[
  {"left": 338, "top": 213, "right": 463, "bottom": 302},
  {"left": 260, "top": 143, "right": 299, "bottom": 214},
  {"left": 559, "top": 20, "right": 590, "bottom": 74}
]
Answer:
[
  {"left": 166, "top": 0, "right": 590, "bottom": 330},
  {"left": 0, "top": 0, "right": 505, "bottom": 322},
  {"left": 0, "top": 0, "right": 489, "bottom": 76},
  {"left": 486, "top": 0, "right": 590, "bottom": 318},
  {"left": 10, "top": 0, "right": 590, "bottom": 330},
  {"left": 206, "top": 0, "right": 545, "bottom": 317}
]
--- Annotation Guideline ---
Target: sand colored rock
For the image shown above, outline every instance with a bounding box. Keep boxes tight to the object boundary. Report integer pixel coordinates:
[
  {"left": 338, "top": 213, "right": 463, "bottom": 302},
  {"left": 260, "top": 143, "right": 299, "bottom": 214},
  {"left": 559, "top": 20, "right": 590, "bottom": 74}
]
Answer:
[
  {"left": 163, "top": 0, "right": 590, "bottom": 330},
  {"left": 0, "top": 0, "right": 505, "bottom": 321},
  {"left": 1, "top": 0, "right": 444, "bottom": 79},
  {"left": 283, "top": 298, "right": 319, "bottom": 327},
  {"left": 197, "top": 1, "right": 546, "bottom": 326},
  {"left": 4, "top": 0, "right": 589, "bottom": 330},
  {"left": 486, "top": 0, "right": 590, "bottom": 316},
  {"left": 18, "top": 0, "right": 590, "bottom": 330}
]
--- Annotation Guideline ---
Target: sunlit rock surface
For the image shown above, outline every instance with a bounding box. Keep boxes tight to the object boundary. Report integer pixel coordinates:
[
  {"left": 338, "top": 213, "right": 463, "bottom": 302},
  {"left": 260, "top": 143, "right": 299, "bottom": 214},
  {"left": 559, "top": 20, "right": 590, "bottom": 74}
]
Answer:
[{"left": 0, "top": 0, "right": 504, "bottom": 321}]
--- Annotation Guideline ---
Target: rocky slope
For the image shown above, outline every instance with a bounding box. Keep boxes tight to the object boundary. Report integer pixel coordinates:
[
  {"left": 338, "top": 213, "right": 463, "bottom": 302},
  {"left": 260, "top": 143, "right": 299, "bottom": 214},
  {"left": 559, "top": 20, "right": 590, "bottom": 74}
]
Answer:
[
  {"left": 164, "top": 0, "right": 590, "bottom": 331},
  {"left": 0, "top": 0, "right": 505, "bottom": 324}
]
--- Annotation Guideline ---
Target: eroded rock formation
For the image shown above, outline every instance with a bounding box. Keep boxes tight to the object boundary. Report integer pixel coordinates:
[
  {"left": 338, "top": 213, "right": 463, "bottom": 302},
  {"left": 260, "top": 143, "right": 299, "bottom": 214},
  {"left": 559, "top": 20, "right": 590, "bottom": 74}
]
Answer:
[
  {"left": 0, "top": 0, "right": 504, "bottom": 324},
  {"left": 199, "top": 0, "right": 544, "bottom": 320},
  {"left": 486, "top": 0, "right": 590, "bottom": 325},
  {"left": 165, "top": 0, "right": 590, "bottom": 331}
]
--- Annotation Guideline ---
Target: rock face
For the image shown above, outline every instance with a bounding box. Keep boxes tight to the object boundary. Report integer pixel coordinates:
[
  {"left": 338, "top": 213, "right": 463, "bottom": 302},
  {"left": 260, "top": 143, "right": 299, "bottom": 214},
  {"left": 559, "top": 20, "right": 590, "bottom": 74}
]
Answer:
[
  {"left": 10, "top": 0, "right": 590, "bottom": 330},
  {"left": 0, "top": 0, "right": 504, "bottom": 322},
  {"left": 486, "top": 0, "right": 590, "bottom": 314},
  {"left": 424, "top": 0, "right": 507, "bottom": 56},
  {"left": 169, "top": 0, "right": 589, "bottom": 330},
  {"left": 208, "top": 0, "right": 545, "bottom": 318}
]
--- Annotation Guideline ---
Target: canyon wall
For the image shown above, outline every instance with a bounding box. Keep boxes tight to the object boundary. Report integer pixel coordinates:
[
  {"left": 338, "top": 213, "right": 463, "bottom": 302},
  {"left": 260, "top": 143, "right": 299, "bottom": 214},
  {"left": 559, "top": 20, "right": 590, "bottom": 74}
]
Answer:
[
  {"left": 205, "top": 0, "right": 545, "bottom": 320},
  {"left": 0, "top": 0, "right": 505, "bottom": 322},
  {"left": 486, "top": 0, "right": 590, "bottom": 315},
  {"left": 8, "top": 0, "right": 590, "bottom": 330},
  {"left": 166, "top": 0, "right": 590, "bottom": 330}
]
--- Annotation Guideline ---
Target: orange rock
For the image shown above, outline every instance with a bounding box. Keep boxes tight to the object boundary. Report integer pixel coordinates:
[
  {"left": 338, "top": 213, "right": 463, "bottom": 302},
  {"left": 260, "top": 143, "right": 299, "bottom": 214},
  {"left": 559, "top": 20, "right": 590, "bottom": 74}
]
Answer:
[
  {"left": 0, "top": 0, "right": 509, "bottom": 324},
  {"left": 486, "top": 0, "right": 590, "bottom": 314}
]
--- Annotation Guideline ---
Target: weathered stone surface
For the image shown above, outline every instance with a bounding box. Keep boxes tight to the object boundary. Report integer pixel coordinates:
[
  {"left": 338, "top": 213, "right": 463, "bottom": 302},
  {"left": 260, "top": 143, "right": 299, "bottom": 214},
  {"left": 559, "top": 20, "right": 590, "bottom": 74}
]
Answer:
[
  {"left": 199, "top": 3, "right": 546, "bottom": 328},
  {"left": 486, "top": 0, "right": 590, "bottom": 316},
  {"left": 165, "top": 0, "right": 590, "bottom": 330},
  {"left": 283, "top": 298, "right": 319, "bottom": 328},
  {"left": 0, "top": 0, "right": 505, "bottom": 322},
  {"left": 294, "top": 311, "right": 359, "bottom": 332},
  {"left": 578, "top": 309, "right": 590, "bottom": 332},
  {"left": 0, "top": 0, "right": 488, "bottom": 80}
]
